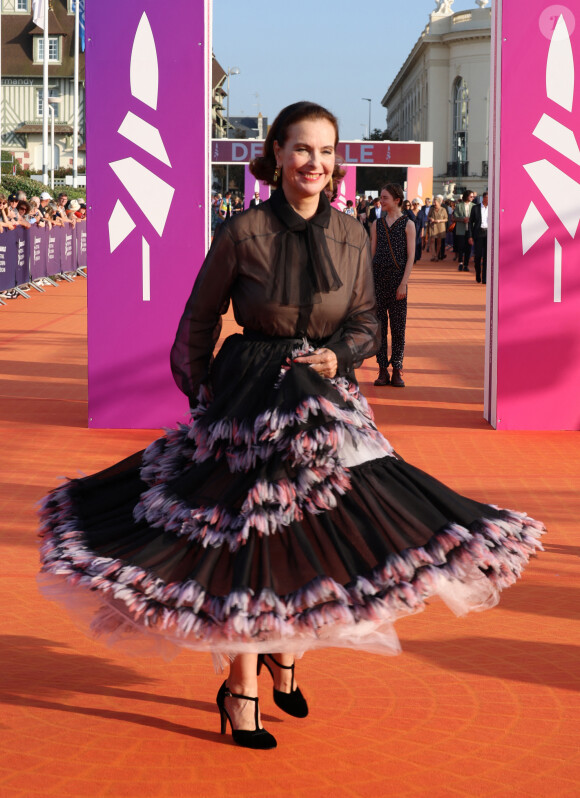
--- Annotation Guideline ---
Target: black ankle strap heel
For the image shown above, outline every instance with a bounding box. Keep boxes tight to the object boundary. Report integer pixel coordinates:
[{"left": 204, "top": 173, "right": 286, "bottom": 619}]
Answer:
[
  {"left": 216, "top": 681, "right": 277, "bottom": 750},
  {"left": 257, "top": 654, "right": 309, "bottom": 718}
]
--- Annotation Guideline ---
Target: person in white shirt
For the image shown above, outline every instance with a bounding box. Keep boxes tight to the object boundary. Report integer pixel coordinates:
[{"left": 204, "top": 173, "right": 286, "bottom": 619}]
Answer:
[
  {"left": 367, "top": 197, "right": 382, "bottom": 224},
  {"left": 468, "top": 192, "right": 489, "bottom": 284}
]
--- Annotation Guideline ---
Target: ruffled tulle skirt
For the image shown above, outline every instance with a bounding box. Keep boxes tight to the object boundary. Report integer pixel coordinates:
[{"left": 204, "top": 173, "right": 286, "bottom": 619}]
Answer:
[{"left": 38, "top": 334, "right": 545, "bottom": 662}]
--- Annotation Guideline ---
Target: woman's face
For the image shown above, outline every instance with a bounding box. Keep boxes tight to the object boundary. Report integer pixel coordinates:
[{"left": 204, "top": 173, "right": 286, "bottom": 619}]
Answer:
[
  {"left": 433, "top": 197, "right": 441, "bottom": 209},
  {"left": 274, "top": 118, "right": 336, "bottom": 204},
  {"left": 379, "top": 189, "right": 400, "bottom": 213}
]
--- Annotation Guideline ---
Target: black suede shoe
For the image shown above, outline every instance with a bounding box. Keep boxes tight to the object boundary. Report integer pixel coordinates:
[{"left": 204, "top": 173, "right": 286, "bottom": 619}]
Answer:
[
  {"left": 217, "top": 681, "right": 277, "bottom": 749},
  {"left": 258, "top": 654, "right": 309, "bottom": 718}
]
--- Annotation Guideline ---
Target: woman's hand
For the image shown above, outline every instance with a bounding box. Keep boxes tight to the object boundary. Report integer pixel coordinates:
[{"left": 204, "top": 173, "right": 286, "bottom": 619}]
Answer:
[
  {"left": 293, "top": 347, "right": 338, "bottom": 378},
  {"left": 396, "top": 282, "right": 408, "bottom": 300}
]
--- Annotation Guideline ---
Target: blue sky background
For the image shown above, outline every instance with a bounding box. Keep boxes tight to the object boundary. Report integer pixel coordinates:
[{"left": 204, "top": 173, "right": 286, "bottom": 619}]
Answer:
[{"left": 213, "top": 0, "right": 482, "bottom": 141}]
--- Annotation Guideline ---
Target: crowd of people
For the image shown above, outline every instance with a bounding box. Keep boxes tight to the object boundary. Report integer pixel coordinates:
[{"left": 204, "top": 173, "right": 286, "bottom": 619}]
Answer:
[
  {"left": 0, "top": 190, "right": 86, "bottom": 300},
  {"left": 0, "top": 190, "right": 87, "bottom": 232},
  {"left": 212, "top": 188, "right": 488, "bottom": 284},
  {"left": 354, "top": 191, "right": 488, "bottom": 284}
]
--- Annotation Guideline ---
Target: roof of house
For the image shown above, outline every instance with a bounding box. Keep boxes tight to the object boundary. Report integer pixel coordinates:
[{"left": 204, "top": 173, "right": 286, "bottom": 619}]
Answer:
[
  {"left": 28, "top": 13, "right": 67, "bottom": 37},
  {"left": 17, "top": 124, "right": 74, "bottom": 134},
  {"left": 212, "top": 56, "right": 226, "bottom": 89},
  {"left": 228, "top": 116, "right": 268, "bottom": 138},
  {"left": 2, "top": 0, "right": 85, "bottom": 80}
]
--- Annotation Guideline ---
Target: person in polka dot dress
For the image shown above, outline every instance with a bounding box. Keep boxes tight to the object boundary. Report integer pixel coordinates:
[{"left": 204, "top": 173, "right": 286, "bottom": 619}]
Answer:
[{"left": 369, "top": 183, "right": 416, "bottom": 387}]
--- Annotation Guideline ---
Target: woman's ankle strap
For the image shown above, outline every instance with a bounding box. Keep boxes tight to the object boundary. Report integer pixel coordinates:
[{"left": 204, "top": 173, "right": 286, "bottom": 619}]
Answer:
[
  {"left": 224, "top": 687, "right": 258, "bottom": 702},
  {"left": 266, "top": 654, "right": 294, "bottom": 671}
]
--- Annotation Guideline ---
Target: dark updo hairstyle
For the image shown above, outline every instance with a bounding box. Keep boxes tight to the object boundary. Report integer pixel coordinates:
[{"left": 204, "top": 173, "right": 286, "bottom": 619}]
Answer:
[
  {"left": 380, "top": 183, "right": 405, "bottom": 207},
  {"left": 250, "top": 101, "right": 345, "bottom": 187}
]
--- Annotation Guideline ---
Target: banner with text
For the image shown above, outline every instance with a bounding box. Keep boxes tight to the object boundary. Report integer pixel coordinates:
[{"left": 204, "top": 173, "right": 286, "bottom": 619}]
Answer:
[
  {"left": 0, "top": 224, "right": 87, "bottom": 291},
  {"left": 14, "top": 228, "right": 28, "bottom": 286},
  {"left": 213, "top": 140, "right": 427, "bottom": 166},
  {"left": 29, "top": 226, "right": 47, "bottom": 280},
  {"left": 0, "top": 236, "right": 16, "bottom": 290}
]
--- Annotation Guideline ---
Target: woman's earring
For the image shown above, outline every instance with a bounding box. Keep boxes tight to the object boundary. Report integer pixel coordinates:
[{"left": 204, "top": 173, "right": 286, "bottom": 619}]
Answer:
[
  {"left": 273, "top": 165, "right": 281, "bottom": 184},
  {"left": 327, "top": 176, "right": 334, "bottom": 194}
]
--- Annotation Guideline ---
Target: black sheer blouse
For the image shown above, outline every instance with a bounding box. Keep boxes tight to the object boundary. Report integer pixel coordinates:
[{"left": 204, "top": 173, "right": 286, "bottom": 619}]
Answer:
[{"left": 170, "top": 195, "right": 380, "bottom": 402}]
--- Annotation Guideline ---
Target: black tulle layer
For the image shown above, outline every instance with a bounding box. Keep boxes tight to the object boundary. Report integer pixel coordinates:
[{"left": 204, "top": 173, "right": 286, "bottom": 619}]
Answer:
[{"left": 38, "top": 336, "right": 545, "bottom": 657}]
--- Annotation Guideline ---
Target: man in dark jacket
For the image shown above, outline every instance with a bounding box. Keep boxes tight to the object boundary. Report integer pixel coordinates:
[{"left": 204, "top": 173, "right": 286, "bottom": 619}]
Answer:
[
  {"left": 453, "top": 189, "right": 475, "bottom": 271},
  {"left": 367, "top": 197, "right": 382, "bottom": 225},
  {"left": 468, "top": 192, "right": 489, "bottom": 284}
]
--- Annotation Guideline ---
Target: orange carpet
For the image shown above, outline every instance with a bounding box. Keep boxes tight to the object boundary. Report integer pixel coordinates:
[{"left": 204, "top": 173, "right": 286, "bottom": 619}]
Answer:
[{"left": 1, "top": 259, "right": 579, "bottom": 798}]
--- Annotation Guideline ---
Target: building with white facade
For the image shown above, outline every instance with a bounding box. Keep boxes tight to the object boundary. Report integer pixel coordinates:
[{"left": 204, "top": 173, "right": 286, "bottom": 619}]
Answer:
[
  {"left": 1, "top": 0, "right": 85, "bottom": 172},
  {"left": 382, "top": 0, "right": 491, "bottom": 197}
]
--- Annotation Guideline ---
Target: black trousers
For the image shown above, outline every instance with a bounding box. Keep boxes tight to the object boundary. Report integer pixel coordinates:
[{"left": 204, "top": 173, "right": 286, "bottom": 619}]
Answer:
[
  {"left": 374, "top": 271, "right": 407, "bottom": 370},
  {"left": 455, "top": 234, "right": 472, "bottom": 268},
  {"left": 473, "top": 233, "right": 488, "bottom": 283}
]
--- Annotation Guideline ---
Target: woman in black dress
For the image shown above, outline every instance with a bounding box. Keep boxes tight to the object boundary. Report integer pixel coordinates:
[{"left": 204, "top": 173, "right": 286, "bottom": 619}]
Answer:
[
  {"left": 370, "top": 184, "right": 416, "bottom": 387},
  {"left": 38, "top": 103, "right": 544, "bottom": 751}
]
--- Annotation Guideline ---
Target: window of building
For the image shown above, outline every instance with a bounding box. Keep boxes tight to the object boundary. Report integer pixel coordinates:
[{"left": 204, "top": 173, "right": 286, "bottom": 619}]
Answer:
[
  {"left": 34, "top": 36, "right": 61, "bottom": 64},
  {"left": 37, "top": 89, "right": 61, "bottom": 119},
  {"left": 452, "top": 77, "right": 468, "bottom": 164},
  {"left": 1, "top": 0, "right": 30, "bottom": 10}
]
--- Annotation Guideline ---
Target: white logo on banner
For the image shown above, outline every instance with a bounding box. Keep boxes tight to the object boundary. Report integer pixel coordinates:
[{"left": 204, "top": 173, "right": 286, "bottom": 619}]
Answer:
[
  {"left": 521, "top": 14, "right": 579, "bottom": 303},
  {"left": 335, "top": 180, "right": 347, "bottom": 212},
  {"left": 107, "top": 12, "right": 175, "bottom": 301}
]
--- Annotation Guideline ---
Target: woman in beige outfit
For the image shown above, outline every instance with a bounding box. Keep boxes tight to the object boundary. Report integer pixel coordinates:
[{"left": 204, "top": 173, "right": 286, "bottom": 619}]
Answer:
[{"left": 428, "top": 195, "right": 448, "bottom": 261}]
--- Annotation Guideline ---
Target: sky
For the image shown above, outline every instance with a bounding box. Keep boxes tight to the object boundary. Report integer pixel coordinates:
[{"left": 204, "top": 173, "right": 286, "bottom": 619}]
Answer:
[{"left": 212, "top": 0, "right": 483, "bottom": 141}]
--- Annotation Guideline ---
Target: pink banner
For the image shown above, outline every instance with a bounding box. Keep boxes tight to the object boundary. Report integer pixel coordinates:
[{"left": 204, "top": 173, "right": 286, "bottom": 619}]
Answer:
[
  {"left": 213, "top": 140, "right": 423, "bottom": 166},
  {"left": 491, "top": 1, "right": 580, "bottom": 429},
  {"left": 331, "top": 166, "right": 357, "bottom": 212},
  {"left": 406, "top": 167, "right": 434, "bottom": 204},
  {"left": 243, "top": 165, "right": 271, "bottom": 208},
  {"left": 86, "top": 2, "right": 211, "bottom": 428}
]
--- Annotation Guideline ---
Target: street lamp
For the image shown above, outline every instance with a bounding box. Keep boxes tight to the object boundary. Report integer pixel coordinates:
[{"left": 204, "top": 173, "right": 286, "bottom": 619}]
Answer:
[
  {"left": 225, "top": 66, "right": 240, "bottom": 193},
  {"left": 362, "top": 98, "right": 371, "bottom": 140},
  {"left": 47, "top": 97, "right": 63, "bottom": 191}
]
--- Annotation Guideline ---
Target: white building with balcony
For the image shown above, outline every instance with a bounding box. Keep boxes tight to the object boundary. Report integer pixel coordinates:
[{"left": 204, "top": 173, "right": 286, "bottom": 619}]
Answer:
[{"left": 382, "top": 0, "right": 491, "bottom": 197}]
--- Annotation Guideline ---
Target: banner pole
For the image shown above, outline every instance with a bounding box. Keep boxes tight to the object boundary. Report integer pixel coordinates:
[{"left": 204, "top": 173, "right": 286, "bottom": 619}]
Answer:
[
  {"left": 73, "top": 0, "right": 79, "bottom": 188},
  {"left": 42, "top": 0, "right": 49, "bottom": 186}
]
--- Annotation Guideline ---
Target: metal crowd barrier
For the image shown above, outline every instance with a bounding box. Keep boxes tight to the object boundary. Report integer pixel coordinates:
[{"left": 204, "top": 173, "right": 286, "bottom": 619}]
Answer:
[{"left": 0, "top": 222, "right": 87, "bottom": 304}]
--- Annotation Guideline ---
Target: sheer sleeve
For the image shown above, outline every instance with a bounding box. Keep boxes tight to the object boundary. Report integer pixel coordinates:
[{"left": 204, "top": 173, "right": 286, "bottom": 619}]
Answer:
[
  {"left": 324, "top": 236, "right": 380, "bottom": 376},
  {"left": 170, "top": 224, "right": 238, "bottom": 403}
]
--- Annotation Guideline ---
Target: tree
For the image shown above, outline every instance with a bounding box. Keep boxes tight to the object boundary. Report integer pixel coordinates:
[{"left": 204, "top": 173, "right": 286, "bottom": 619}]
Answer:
[{"left": 364, "top": 127, "right": 398, "bottom": 142}]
